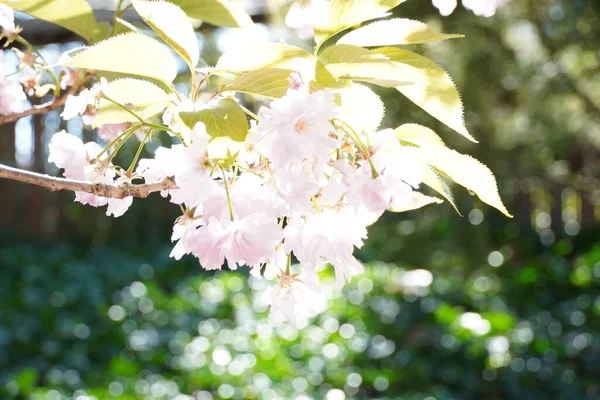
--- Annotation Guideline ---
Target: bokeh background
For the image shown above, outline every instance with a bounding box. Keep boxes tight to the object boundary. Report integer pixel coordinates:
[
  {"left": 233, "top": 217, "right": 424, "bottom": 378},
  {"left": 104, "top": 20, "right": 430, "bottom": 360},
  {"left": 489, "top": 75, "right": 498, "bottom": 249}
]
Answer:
[{"left": 1, "top": 1, "right": 600, "bottom": 399}]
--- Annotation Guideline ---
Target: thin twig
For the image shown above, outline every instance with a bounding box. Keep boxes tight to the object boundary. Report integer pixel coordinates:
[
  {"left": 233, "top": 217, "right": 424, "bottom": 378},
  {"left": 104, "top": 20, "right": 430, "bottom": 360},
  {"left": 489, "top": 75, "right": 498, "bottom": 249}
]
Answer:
[
  {"left": 0, "top": 83, "right": 81, "bottom": 125},
  {"left": 0, "top": 163, "right": 176, "bottom": 199}
]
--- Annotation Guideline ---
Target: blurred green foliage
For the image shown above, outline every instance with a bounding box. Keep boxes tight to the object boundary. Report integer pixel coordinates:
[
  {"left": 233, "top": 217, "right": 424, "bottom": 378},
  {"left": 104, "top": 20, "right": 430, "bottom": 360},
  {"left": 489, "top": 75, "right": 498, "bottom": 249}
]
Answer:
[{"left": 0, "top": 240, "right": 599, "bottom": 399}]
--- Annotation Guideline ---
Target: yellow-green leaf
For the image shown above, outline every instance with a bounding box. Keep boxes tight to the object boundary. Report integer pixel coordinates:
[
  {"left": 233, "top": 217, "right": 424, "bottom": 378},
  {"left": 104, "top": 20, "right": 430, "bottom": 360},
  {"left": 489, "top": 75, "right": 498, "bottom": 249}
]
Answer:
[
  {"left": 390, "top": 191, "right": 443, "bottom": 212},
  {"left": 374, "top": 47, "right": 475, "bottom": 142},
  {"left": 63, "top": 33, "right": 179, "bottom": 84},
  {"left": 1, "top": 0, "right": 98, "bottom": 43},
  {"left": 179, "top": 99, "right": 248, "bottom": 142},
  {"left": 216, "top": 43, "right": 313, "bottom": 72},
  {"left": 112, "top": 17, "right": 137, "bottom": 35},
  {"left": 318, "top": 44, "right": 413, "bottom": 88},
  {"left": 415, "top": 144, "right": 512, "bottom": 217},
  {"left": 168, "top": 0, "right": 253, "bottom": 28},
  {"left": 208, "top": 138, "right": 242, "bottom": 167},
  {"left": 95, "top": 78, "right": 171, "bottom": 127},
  {"left": 338, "top": 83, "right": 385, "bottom": 133},
  {"left": 338, "top": 18, "right": 464, "bottom": 46},
  {"left": 421, "top": 164, "right": 460, "bottom": 214},
  {"left": 132, "top": 0, "right": 199, "bottom": 71},
  {"left": 314, "top": 0, "right": 406, "bottom": 44},
  {"left": 224, "top": 68, "right": 295, "bottom": 98},
  {"left": 314, "top": 60, "right": 346, "bottom": 89},
  {"left": 395, "top": 123, "right": 445, "bottom": 147}
]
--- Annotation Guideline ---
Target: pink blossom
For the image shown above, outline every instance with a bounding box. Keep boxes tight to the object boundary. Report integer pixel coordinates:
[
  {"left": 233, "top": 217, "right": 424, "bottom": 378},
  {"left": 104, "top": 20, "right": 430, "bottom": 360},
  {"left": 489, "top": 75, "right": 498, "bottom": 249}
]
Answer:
[
  {"left": 61, "top": 78, "right": 107, "bottom": 121},
  {"left": 250, "top": 247, "right": 287, "bottom": 280},
  {"left": 223, "top": 214, "right": 282, "bottom": 268},
  {"left": 340, "top": 130, "right": 422, "bottom": 214},
  {"left": 284, "top": 210, "right": 367, "bottom": 289},
  {"left": 0, "top": 53, "right": 26, "bottom": 115},
  {"left": 169, "top": 212, "right": 204, "bottom": 260},
  {"left": 284, "top": 0, "right": 328, "bottom": 40},
  {"left": 97, "top": 123, "right": 130, "bottom": 142},
  {"left": 463, "top": 0, "right": 505, "bottom": 17},
  {"left": 187, "top": 218, "right": 228, "bottom": 270},
  {"left": 48, "top": 130, "right": 88, "bottom": 179},
  {"left": 432, "top": 0, "right": 458, "bottom": 16},
  {"left": 256, "top": 87, "right": 339, "bottom": 170},
  {"left": 48, "top": 130, "right": 133, "bottom": 217},
  {"left": 267, "top": 267, "right": 322, "bottom": 329},
  {"left": 0, "top": 5, "right": 16, "bottom": 36},
  {"left": 106, "top": 177, "right": 134, "bottom": 217},
  {"left": 160, "top": 122, "right": 219, "bottom": 207},
  {"left": 60, "top": 69, "right": 79, "bottom": 90},
  {"left": 181, "top": 176, "right": 283, "bottom": 269}
]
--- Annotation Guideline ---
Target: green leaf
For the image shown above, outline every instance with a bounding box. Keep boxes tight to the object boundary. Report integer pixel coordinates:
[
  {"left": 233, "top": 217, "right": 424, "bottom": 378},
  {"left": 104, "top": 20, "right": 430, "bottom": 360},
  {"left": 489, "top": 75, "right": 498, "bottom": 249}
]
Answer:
[
  {"left": 168, "top": 0, "right": 253, "bottom": 27},
  {"left": 395, "top": 123, "right": 445, "bottom": 147},
  {"left": 179, "top": 99, "right": 248, "bottom": 142},
  {"left": 374, "top": 47, "right": 475, "bottom": 142},
  {"left": 415, "top": 143, "right": 512, "bottom": 217},
  {"left": 390, "top": 191, "right": 443, "bottom": 212},
  {"left": 208, "top": 138, "right": 242, "bottom": 167},
  {"left": 112, "top": 17, "right": 137, "bottom": 35},
  {"left": 314, "top": 0, "right": 406, "bottom": 44},
  {"left": 338, "top": 83, "right": 385, "bottom": 133},
  {"left": 63, "top": 33, "right": 179, "bottom": 84},
  {"left": 397, "top": 124, "right": 509, "bottom": 216},
  {"left": 224, "top": 68, "right": 295, "bottom": 98},
  {"left": 318, "top": 44, "right": 413, "bottom": 88},
  {"left": 216, "top": 43, "right": 313, "bottom": 72},
  {"left": 395, "top": 124, "right": 460, "bottom": 212},
  {"left": 338, "top": 18, "right": 464, "bottom": 46},
  {"left": 95, "top": 78, "right": 171, "bottom": 127},
  {"left": 132, "top": 0, "right": 199, "bottom": 71},
  {"left": 0, "top": 0, "right": 98, "bottom": 43},
  {"left": 420, "top": 163, "right": 460, "bottom": 214},
  {"left": 314, "top": 60, "right": 347, "bottom": 89}
]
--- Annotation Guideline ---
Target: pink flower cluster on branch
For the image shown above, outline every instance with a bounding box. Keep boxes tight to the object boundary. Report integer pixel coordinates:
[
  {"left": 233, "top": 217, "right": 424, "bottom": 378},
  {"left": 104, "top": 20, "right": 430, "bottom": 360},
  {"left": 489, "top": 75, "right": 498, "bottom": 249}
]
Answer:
[
  {"left": 46, "top": 78, "right": 423, "bottom": 327},
  {"left": 0, "top": 0, "right": 510, "bottom": 330}
]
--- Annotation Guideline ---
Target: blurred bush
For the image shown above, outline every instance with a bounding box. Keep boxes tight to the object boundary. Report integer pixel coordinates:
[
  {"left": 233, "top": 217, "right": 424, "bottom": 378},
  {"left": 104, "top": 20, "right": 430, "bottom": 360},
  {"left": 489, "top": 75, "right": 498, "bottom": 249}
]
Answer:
[{"left": 0, "top": 239, "right": 598, "bottom": 399}]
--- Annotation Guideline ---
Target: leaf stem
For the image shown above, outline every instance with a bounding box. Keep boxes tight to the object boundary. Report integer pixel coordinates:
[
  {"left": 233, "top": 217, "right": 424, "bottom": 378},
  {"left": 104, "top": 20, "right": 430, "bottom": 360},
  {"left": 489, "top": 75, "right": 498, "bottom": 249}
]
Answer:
[
  {"left": 332, "top": 118, "right": 378, "bottom": 179},
  {"left": 219, "top": 165, "right": 235, "bottom": 222},
  {"left": 313, "top": 27, "right": 349, "bottom": 56},
  {"left": 234, "top": 163, "right": 265, "bottom": 178},
  {"left": 110, "top": 0, "right": 126, "bottom": 37},
  {"left": 94, "top": 123, "right": 142, "bottom": 161},
  {"left": 127, "top": 128, "right": 153, "bottom": 174},
  {"left": 240, "top": 104, "right": 260, "bottom": 121},
  {"left": 99, "top": 95, "right": 180, "bottom": 139},
  {"left": 101, "top": 94, "right": 144, "bottom": 124}
]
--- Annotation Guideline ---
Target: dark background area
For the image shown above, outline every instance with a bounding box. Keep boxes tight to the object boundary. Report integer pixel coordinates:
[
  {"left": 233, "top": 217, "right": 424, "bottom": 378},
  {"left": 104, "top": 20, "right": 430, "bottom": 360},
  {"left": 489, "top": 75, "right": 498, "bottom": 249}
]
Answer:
[{"left": 0, "top": 1, "right": 599, "bottom": 399}]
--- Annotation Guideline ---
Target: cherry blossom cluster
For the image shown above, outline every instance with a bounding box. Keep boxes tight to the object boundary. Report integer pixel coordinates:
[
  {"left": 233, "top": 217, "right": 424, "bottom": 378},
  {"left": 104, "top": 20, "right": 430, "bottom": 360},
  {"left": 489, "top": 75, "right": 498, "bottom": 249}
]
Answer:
[
  {"left": 0, "top": 50, "right": 26, "bottom": 115},
  {"left": 47, "top": 76, "right": 423, "bottom": 327},
  {"left": 0, "top": 5, "right": 26, "bottom": 116},
  {"left": 0, "top": 4, "right": 78, "bottom": 116}
]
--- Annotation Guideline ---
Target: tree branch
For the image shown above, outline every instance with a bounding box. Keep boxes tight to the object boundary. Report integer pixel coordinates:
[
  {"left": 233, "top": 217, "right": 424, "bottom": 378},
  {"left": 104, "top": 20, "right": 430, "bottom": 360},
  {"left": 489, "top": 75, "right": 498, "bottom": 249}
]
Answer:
[
  {"left": 0, "top": 163, "right": 176, "bottom": 199},
  {"left": 0, "top": 83, "right": 81, "bottom": 126}
]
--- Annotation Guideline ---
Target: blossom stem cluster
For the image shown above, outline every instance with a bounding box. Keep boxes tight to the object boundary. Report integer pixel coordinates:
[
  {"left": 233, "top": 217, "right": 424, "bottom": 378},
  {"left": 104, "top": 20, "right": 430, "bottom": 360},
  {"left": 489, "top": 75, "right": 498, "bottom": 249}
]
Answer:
[{"left": 47, "top": 72, "right": 424, "bottom": 327}]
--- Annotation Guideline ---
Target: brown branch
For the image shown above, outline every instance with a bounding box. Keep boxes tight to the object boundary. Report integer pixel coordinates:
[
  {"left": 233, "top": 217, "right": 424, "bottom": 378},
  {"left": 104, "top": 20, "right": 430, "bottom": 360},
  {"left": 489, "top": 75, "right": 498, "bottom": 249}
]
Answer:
[
  {"left": 0, "top": 83, "right": 81, "bottom": 126},
  {"left": 0, "top": 163, "right": 176, "bottom": 199}
]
